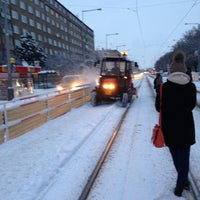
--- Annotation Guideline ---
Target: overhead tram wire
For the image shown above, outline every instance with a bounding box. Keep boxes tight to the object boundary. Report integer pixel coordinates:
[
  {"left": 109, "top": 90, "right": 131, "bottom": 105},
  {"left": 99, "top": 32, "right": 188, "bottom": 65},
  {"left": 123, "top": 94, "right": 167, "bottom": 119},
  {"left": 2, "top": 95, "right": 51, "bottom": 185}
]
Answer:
[
  {"left": 135, "top": 0, "right": 199, "bottom": 9},
  {"left": 66, "top": 0, "right": 197, "bottom": 11},
  {"left": 159, "top": 0, "right": 199, "bottom": 51},
  {"left": 134, "top": 0, "right": 146, "bottom": 66}
]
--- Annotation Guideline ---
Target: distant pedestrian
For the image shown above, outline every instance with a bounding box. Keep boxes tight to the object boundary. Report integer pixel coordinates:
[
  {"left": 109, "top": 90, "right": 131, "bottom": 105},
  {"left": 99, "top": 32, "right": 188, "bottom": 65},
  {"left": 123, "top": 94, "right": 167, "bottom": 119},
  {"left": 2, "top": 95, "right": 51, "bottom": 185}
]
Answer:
[
  {"left": 155, "top": 51, "right": 196, "bottom": 197},
  {"left": 154, "top": 73, "right": 163, "bottom": 93},
  {"left": 186, "top": 66, "right": 192, "bottom": 82}
]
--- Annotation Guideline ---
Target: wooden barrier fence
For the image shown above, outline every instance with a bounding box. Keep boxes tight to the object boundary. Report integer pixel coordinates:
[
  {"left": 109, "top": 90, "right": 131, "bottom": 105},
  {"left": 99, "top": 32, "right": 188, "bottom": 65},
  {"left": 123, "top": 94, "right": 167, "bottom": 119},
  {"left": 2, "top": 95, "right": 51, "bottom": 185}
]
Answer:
[{"left": 0, "top": 87, "right": 91, "bottom": 144}]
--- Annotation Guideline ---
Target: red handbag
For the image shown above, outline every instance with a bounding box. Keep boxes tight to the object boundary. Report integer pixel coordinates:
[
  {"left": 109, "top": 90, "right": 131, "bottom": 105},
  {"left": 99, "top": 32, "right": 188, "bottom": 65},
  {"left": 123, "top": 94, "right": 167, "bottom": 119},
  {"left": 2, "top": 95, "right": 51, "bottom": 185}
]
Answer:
[{"left": 151, "top": 84, "right": 165, "bottom": 148}]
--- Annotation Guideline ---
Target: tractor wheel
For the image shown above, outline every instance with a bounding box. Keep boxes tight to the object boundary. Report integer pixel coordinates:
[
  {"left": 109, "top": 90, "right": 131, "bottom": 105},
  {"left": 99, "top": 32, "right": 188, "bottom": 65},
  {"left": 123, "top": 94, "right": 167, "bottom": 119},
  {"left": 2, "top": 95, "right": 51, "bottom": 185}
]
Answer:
[
  {"left": 122, "top": 93, "right": 128, "bottom": 107},
  {"left": 128, "top": 90, "right": 133, "bottom": 103},
  {"left": 91, "top": 91, "right": 97, "bottom": 106}
]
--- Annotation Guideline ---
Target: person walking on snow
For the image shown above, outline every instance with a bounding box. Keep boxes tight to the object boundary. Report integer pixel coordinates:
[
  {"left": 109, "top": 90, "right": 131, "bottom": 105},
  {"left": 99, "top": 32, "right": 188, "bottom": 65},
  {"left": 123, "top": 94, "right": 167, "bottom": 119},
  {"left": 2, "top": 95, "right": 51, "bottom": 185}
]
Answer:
[
  {"left": 154, "top": 73, "right": 163, "bottom": 93},
  {"left": 155, "top": 51, "right": 196, "bottom": 197}
]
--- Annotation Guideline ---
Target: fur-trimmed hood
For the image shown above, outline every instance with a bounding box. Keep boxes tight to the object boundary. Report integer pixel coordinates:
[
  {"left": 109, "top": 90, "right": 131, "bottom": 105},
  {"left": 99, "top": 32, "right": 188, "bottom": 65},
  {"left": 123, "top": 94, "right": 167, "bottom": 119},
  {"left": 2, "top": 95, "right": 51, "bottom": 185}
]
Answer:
[{"left": 167, "top": 72, "right": 190, "bottom": 85}]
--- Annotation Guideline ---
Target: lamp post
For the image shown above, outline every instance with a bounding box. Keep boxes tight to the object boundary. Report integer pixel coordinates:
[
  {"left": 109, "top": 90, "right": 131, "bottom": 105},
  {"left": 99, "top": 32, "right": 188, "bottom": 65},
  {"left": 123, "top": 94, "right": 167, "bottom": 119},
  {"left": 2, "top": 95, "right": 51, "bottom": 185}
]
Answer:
[
  {"left": 82, "top": 8, "right": 102, "bottom": 21},
  {"left": 81, "top": 8, "right": 102, "bottom": 62},
  {"left": 3, "top": 0, "right": 14, "bottom": 100},
  {"left": 105, "top": 33, "right": 119, "bottom": 49},
  {"left": 185, "top": 23, "right": 200, "bottom": 73},
  {"left": 116, "top": 45, "right": 126, "bottom": 50}
]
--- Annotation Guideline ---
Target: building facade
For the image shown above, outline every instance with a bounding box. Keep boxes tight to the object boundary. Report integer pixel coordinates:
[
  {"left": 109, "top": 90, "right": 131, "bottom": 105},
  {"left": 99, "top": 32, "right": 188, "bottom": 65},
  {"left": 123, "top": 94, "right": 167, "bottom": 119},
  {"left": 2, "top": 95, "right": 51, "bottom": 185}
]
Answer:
[{"left": 0, "top": 0, "right": 95, "bottom": 69}]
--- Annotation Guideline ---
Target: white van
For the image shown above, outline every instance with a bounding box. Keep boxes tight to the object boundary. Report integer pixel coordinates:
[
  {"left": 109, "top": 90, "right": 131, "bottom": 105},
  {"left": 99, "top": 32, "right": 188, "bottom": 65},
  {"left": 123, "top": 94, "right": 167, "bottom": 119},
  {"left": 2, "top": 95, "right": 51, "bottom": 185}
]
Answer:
[{"left": 57, "top": 75, "right": 87, "bottom": 90}]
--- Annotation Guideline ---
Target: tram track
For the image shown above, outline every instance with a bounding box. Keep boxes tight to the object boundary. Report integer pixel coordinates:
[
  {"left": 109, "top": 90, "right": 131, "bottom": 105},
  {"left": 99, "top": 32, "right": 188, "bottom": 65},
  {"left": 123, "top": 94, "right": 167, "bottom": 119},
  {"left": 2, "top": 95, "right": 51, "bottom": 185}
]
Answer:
[
  {"left": 37, "top": 75, "right": 199, "bottom": 200},
  {"left": 77, "top": 76, "right": 143, "bottom": 200},
  {"left": 187, "top": 172, "right": 200, "bottom": 200},
  {"left": 76, "top": 76, "right": 200, "bottom": 200},
  {"left": 0, "top": 74, "right": 199, "bottom": 200},
  {"left": 78, "top": 101, "right": 132, "bottom": 200},
  {"left": 35, "top": 102, "right": 127, "bottom": 200}
]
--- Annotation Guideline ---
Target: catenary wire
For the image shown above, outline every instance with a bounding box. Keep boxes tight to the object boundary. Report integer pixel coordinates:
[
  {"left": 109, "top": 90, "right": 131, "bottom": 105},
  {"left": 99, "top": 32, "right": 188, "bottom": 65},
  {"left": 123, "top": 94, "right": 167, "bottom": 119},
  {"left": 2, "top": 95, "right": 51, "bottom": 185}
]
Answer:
[{"left": 159, "top": 0, "right": 199, "bottom": 51}]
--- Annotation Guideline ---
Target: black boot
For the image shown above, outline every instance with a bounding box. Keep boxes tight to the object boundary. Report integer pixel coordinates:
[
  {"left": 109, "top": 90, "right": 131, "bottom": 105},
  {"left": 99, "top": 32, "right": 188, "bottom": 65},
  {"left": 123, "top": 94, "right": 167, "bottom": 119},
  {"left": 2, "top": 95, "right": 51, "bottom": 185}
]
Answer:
[
  {"left": 184, "top": 180, "right": 190, "bottom": 191},
  {"left": 174, "top": 184, "right": 184, "bottom": 197}
]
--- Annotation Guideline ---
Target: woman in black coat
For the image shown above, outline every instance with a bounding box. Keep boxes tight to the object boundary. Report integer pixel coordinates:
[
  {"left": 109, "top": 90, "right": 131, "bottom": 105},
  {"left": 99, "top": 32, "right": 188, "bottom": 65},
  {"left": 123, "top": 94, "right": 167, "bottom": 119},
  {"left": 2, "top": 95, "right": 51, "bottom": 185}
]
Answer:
[{"left": 155, "top": 51, "right": 196, "bottom": 197}]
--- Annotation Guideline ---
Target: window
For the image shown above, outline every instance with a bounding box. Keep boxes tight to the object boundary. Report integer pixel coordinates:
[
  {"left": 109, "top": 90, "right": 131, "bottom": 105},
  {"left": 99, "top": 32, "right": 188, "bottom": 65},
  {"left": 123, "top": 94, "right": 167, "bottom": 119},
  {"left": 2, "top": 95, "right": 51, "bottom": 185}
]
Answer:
[
  {"left": 47, "top": 27, "right": 51, "bottom": 34},
  {"left": 48, "top": 38, "right": 52, "bottom": 45},
  {"left": 41, "top": 14, "right": 45, "bottom": 21},
  {"left": 38, "top": 35, "right": 42, "bottom": 41},
  {"left": 43, "top": 37, "right": 47, "bottom": 43},
  {"left": 49, "top": 49, "right": 53, "bottom": 55},
  {"left": 46, "top": 16, "right": 50, "bottom": 23},
  {"left": 20, "top": 1, "right": 26, "bottom": 10},
  {"left": 21, "top": 15, "right": 27, "bottom": 24},
  {"left": 51, "top": 19, "right": 55, "bottom": 26},
  {"left": 28, "top": 6, "right": 34, "bottom": 14},
  {"left": 22, "top": 29, "right": 28, "bottom": 35},
  {"left": 34, "top": 0, "right": 39, "bottom": 5},
  {"left": 13, "top": 25, "right": 19, "bottom": 34},
  {"left": 35, "top": 10, "right": 40, "bottom": 18},
  {"left": 43, "top": 25, "right": 46, "bottom": 32},
  {"left": 30, "top": 32, "right": 36, "bottom": 40},
  {"left": 54, "top": 40, "right": 57, "bottom": 46},
  {"left": 36, "top": 22, "right": 42, "bottom": 30},
  {"left": 11, "top": 10, "right": 18, "bottom": 19},
  {"left": 14, "top": 39, "right": 20, "bottom": 46},
  {"left": 40, "top": 2, "right": 44, "bottom": 9},
  {"left": 29, "top": 18, "right": 35, "bottom": 27},
  {"left": 11, "top": 0, "right": 17, "bottom": 5},
  {"left": 50, "top": 9, "right": 54, "bottom": 16},
  {"left": 45, "top": 5, "right": 50, "bottom": 12},
  {"left": 56, "top": 22, "right": 59, "bottom": 28}
]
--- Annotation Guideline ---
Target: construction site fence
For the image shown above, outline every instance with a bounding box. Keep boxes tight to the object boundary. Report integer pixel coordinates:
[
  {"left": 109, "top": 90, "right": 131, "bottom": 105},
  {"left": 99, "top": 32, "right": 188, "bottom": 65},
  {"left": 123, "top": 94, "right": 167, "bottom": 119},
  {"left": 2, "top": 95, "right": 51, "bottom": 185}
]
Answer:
[{"left": 0, "top": 86, "right": 92, "bottom": 144}]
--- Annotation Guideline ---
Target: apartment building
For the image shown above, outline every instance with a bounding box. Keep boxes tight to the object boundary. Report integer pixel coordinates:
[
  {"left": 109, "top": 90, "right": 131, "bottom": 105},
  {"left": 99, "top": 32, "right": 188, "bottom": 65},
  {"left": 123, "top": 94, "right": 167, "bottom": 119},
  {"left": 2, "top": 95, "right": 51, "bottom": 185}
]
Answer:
[{"left": 0, "top": 0, "right": 95, "bottom": 68}]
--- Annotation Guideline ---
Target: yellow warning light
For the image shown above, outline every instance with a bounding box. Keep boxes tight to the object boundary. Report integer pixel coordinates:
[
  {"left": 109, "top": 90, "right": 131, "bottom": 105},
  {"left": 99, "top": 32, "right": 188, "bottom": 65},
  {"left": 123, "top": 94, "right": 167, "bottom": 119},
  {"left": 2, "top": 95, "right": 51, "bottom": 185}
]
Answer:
[{"left": 121, "top": 51, "right": 128, "bottom": 56}]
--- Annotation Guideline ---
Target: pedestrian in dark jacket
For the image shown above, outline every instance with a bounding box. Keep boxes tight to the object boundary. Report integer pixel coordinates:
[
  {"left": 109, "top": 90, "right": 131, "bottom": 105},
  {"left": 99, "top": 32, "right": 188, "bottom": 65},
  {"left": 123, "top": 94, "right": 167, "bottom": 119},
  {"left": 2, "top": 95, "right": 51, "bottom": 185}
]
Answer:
[
  {"left": 154, "top": 73, "right": 163, "bottom": 93},
  {"left": 155, "top": 51, "right": 196, "bottom": 197}
]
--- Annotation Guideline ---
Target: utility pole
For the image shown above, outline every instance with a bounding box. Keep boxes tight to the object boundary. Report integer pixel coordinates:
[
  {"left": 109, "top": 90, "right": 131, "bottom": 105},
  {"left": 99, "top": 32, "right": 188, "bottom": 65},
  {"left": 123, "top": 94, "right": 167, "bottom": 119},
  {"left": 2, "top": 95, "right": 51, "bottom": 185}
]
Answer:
[{"left": 3, "top": 0, "right": 14, "bottom": 100}]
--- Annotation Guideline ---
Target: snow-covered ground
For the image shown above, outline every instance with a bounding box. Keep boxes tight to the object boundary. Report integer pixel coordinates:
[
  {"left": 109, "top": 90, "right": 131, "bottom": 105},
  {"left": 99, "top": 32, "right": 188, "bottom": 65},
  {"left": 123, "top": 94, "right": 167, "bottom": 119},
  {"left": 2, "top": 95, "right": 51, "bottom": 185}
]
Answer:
[{"left": 0, "top": 74, "right": 199, "bottom": 200}]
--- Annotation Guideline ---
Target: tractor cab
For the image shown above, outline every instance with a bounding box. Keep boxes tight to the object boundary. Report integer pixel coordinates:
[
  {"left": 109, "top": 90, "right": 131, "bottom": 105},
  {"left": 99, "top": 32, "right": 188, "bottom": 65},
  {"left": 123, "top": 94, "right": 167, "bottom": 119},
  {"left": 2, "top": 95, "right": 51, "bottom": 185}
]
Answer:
[{"left": 91, "top": 56, "right": 136, "bottom": 107}]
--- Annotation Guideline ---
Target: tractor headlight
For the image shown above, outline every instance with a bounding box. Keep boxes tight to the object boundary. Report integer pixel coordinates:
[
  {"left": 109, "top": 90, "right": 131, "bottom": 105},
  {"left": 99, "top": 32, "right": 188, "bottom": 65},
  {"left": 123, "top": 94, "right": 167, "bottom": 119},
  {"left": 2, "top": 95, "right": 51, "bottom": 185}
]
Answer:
[{"left": 103, "top": 83, "right": 116, "bottom": 90}]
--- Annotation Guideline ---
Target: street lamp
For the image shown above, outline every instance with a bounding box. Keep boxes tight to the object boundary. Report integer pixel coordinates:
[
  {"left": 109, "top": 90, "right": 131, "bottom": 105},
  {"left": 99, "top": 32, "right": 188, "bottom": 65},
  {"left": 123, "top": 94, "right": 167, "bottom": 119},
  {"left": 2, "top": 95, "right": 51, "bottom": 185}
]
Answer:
[
  {"left": 81, "top": 8, "right": 101, "bottom": 62},
  {"left": 105, "top": 33, "right": 119, "bottom": 49},
  {"left": 82, "top": 8, "right": 102, "bottom": 21}
]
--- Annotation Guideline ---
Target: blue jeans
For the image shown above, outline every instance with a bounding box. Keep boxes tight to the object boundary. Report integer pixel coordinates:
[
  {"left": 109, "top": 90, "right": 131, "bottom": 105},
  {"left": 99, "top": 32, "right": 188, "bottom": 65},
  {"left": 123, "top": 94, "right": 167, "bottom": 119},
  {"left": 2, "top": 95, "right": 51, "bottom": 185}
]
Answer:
[{"left": 169, "top": 146, "right": 190, "bottom": 186}]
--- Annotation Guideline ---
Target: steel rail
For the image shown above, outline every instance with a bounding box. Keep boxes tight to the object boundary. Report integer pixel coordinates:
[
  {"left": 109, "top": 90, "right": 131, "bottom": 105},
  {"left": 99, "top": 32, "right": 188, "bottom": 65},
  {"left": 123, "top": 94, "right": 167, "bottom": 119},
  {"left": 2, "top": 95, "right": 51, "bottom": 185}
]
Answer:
[
  {"left": 188, "top": 171, "right": 200, "bottom": 200},
  {"left": 78, "top": 78, "right": 143, "bottom": 200},
  {"left": 78, "top": 102, "right": 132, "bottom": 200},
  {"left": 78, "top": 75, "right": 143, "bottom": 200}
]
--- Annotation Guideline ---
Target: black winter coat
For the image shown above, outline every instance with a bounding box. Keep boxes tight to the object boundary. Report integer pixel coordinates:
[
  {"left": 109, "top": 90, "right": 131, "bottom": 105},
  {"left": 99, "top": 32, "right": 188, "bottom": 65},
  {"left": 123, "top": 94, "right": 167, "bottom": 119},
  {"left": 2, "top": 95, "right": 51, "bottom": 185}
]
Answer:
[{"left": 155, "top": 73, "right": 196, "bottom": 147}]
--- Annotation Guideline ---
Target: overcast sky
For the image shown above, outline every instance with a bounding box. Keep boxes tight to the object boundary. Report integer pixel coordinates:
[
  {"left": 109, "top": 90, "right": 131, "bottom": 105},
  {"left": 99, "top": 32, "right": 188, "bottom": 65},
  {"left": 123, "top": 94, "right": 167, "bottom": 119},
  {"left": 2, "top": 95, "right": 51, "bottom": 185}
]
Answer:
[{"left": 58, "top": 0, "right": 200, "bottom": 69}]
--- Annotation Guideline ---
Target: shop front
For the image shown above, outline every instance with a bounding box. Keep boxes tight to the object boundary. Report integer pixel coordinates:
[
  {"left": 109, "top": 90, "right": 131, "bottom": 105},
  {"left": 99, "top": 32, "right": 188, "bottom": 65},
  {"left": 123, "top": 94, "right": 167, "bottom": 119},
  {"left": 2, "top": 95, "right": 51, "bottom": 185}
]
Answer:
[{"left": 0, "top": 65, "right": 41, "bottom": 100}]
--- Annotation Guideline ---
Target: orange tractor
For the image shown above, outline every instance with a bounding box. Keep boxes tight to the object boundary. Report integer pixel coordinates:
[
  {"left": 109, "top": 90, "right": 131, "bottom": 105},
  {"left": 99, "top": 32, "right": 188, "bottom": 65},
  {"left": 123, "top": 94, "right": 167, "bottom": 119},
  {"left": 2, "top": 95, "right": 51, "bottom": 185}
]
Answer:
[{"left": 91, "top": 56, "right": 136, "bottom": 107}]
